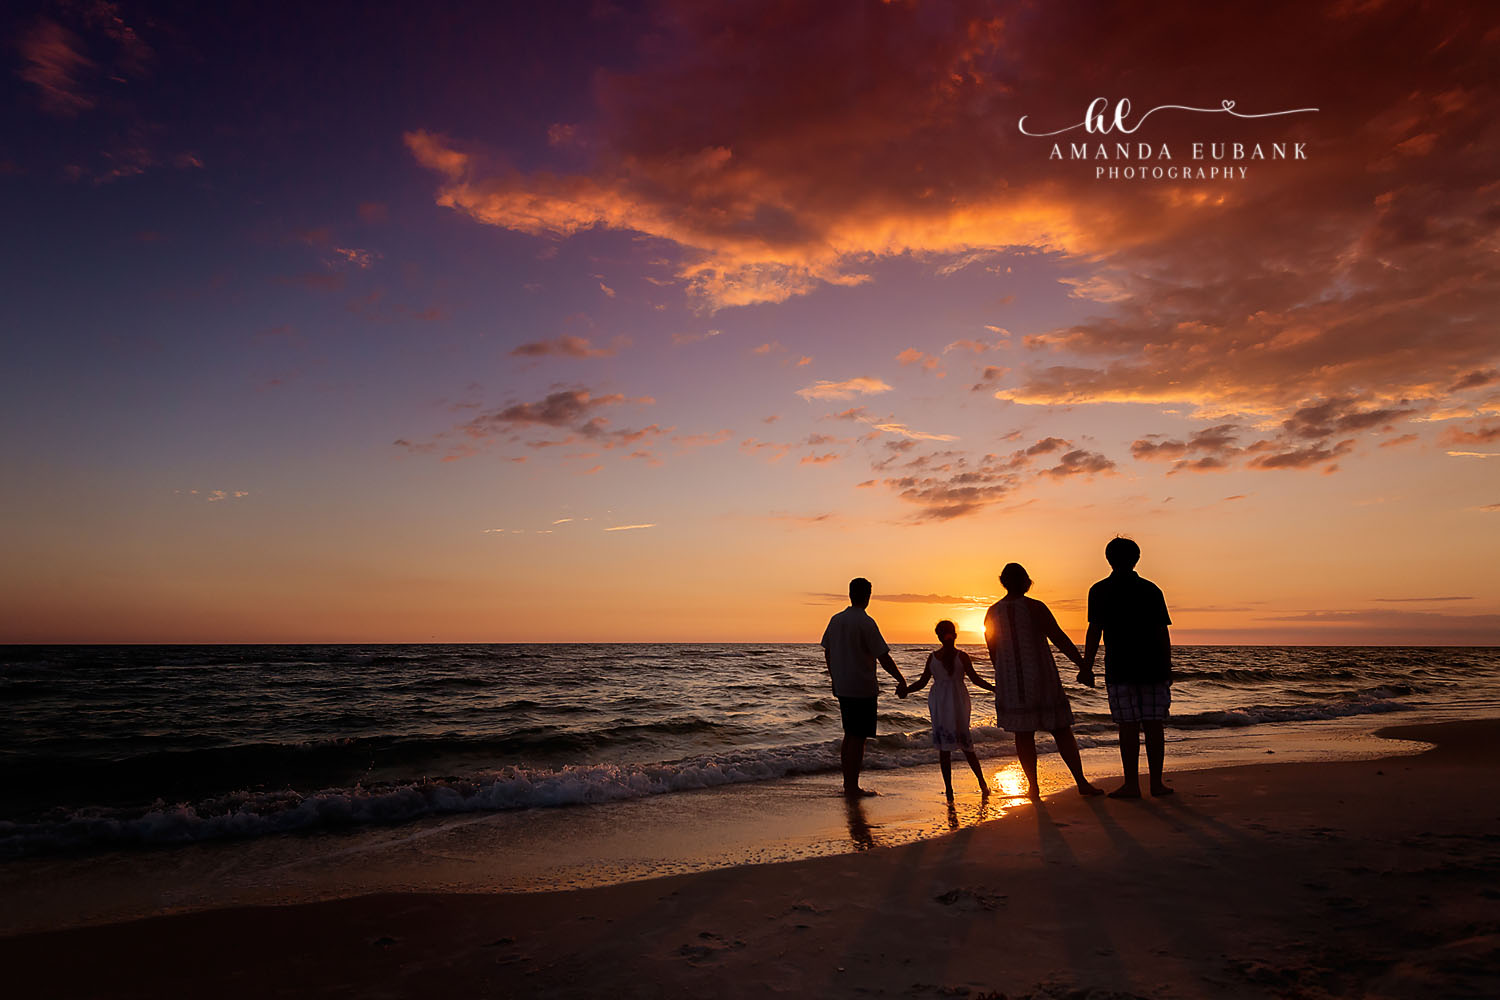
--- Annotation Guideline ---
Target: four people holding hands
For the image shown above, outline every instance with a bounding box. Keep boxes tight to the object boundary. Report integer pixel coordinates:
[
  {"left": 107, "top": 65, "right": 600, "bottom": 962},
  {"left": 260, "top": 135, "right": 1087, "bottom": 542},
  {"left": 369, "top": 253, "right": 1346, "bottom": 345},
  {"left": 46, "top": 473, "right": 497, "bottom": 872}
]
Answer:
[{"left": 820, "top": 537, "right": 1174, "bottom": 800}]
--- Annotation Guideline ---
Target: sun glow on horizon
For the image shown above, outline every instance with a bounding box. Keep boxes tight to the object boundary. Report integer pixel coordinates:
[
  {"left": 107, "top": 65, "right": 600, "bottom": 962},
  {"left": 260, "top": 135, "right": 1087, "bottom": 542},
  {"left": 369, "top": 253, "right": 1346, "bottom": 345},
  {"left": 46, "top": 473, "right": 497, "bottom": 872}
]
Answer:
[{"left": 958, "top": 607, "right": 990, "bottom": 642}]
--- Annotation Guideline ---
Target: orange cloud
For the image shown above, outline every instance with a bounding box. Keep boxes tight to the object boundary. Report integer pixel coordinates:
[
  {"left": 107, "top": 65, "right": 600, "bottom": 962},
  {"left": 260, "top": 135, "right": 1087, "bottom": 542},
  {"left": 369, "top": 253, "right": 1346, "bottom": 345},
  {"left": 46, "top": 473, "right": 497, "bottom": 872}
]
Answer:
[
  {"left": 400, "top": 5, "right": 1148, "bottom": 311},
  {"left": 1440, "top": 423, "right": 1500, "bottom": 446},
  {"left": 400, "top": 1, "right": 1497, "bottom": 514},
  {"left": 673, "top": 429, "right": 733, "bottom": 450},
  {"left": 897, "top": 348, "right": 940, "bottom": 372},
  {"left": 795, "top": 377, "right": 892, "bottom": 401}
]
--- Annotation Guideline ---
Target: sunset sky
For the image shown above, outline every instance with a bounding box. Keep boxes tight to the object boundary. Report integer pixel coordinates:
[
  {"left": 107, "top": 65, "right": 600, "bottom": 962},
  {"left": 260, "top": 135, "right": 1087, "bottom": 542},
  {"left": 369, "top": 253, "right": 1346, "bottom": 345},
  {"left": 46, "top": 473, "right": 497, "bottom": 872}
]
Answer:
[{"left": 2, "top": 1, "right": 1497, "bottom": 644}]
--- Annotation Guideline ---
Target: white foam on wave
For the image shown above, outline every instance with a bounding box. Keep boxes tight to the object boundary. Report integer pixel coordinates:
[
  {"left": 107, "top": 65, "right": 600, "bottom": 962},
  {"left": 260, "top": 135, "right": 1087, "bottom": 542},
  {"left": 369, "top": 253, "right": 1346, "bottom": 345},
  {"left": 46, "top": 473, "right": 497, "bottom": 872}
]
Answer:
[
  {"left": 1172, "top": 696, "right": 1408, "bottom": 729},
  {"left": 0, "top": 696, "right": 1410, "bottom": 857},
  {"left": 0, "top": 741, "right": 852, "bottom": 856}
]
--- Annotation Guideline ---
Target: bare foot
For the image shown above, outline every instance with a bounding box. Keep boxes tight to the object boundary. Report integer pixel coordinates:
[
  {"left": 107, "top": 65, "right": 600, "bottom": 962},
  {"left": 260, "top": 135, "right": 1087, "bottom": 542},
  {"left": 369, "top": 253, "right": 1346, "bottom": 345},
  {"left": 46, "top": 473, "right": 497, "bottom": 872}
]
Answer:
[
  {"left": 978, "top": 783, "right": 991, "bottom": 797},
  {"left": 944, "top": 788, "right": 955, "bottom": 801},
  {"left": 1150, "top": 783, "right": 1175, "bottom": 797},
  {"left": 1108, "top": 784, "right": 1142, "bottom": 799},
  {"left": 1077, "top": 782, "right": 1105, "bottom": 797},
  {"left": 1026, "top": 785, "right": 1042, "bottom": 802},
  {"left": 843, "top": 787, "right": 879, "bottom": 798}
]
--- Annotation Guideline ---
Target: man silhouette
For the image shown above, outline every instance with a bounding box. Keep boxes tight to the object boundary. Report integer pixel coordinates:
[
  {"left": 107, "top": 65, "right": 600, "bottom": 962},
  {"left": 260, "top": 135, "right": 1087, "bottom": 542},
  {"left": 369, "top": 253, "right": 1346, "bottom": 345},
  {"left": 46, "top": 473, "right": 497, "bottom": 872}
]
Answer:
[
  {"left": 821, "top": 578, "right": 907, "bottom": 796},
  {"left": 1082, "top": 537, "right": 1174, "bottom": 798}
]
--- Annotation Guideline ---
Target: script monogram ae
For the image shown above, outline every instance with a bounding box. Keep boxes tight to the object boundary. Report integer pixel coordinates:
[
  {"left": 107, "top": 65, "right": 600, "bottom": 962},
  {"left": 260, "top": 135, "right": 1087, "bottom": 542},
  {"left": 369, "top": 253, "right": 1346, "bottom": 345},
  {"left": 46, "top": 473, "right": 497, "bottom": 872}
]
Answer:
[{"left": 1017, "top": 98, "right": 1318, "bottom": 182}]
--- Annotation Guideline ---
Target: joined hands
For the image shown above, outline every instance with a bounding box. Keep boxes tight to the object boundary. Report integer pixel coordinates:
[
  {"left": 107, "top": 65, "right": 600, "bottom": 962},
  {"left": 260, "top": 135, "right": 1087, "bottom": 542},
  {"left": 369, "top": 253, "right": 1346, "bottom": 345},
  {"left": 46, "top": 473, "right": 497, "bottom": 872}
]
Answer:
[{"left": 1076, "top": 659, "right": 1097, "bottom": 688}]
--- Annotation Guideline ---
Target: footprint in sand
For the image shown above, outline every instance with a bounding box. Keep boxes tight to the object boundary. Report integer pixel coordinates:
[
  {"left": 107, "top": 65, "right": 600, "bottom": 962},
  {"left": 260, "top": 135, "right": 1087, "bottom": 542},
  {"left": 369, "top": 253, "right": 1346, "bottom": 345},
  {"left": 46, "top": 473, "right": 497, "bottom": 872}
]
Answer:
[
  {"left": 933, "top": 887, "right": 1007, "bottom": 912},
  {"left": 677, "top": 931, "right": 747, "bottom": 964}
]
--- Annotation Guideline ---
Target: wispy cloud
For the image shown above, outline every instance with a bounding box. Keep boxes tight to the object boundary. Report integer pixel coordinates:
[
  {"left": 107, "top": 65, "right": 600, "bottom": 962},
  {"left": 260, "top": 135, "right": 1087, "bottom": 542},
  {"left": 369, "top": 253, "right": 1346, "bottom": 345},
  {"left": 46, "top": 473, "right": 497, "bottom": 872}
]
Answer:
[
  {"left": 332, "top": 247, "right": 380, "bottom": 269},
  {"left": 397, "top": 386, "right": 660, "bottom": 462},
  {"left": 1370, "top": 596, "right": 1473, "bottom": 603},
  {"left": 672, "top": 429, "right": 733, "bottom": 450},
  {"left": 1440, "top": 422, "right": 1500, "bottom": 446},
  {"left": 870, "top": 422, "right": 957, "bottom": 442},
  {"left": 672, "top": 328, "right": 722, "bottom": 345},
  {"left": 896, "top": 348, "right": 941, "bottom": 372},
  {"left": 808, "top": 591, "right": 986, "bottom": 605},
  {"left": 795, "top": 377, "right": 892, "bottom": 401},
  {"left": 19, "top": 18, "right": 95, "bottom": 116},
  {"left": 175, "top": 489, "right": 249, "bottom": 503},
  {"left": 604, "top": 523, "right": 656, "bottom": 532},
  {"left": 510, "top": 335, "right": 627, "bottom": 359}
]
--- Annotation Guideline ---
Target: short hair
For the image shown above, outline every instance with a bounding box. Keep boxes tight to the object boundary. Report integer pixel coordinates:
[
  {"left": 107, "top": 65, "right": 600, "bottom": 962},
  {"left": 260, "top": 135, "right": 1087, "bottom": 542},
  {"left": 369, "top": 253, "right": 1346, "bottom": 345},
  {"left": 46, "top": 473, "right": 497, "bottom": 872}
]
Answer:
[
  {"left": 849, "top": 577, "right": 872, "bottom": 602},
  {"left": 999, "top": 562, "right": 1031, "bottom": 592},
  {"left": 1105, "top": 536, "right": 1141, "bottom": 569},
  {"left": 934, "top": 619, "right": 957, "bottom": 637}
]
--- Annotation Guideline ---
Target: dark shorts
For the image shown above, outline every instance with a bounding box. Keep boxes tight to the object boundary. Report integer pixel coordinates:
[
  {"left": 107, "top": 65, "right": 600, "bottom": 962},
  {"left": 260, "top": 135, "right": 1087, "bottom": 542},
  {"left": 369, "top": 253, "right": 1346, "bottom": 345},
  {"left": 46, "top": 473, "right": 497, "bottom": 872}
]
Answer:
[
  {"left": 1106, "top": 682, "right": 1171, "bottom": 724},
  {"left": 838, "top": 696, "right": 877, "bottom": 737}
]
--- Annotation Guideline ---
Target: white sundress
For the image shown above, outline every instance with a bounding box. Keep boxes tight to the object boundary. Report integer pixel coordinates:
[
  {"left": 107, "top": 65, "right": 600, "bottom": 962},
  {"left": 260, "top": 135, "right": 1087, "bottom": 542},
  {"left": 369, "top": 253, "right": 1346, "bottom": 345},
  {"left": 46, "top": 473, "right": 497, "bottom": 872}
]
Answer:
[{"left": 926, "top": 650, "right": 974, "bottom": 751}]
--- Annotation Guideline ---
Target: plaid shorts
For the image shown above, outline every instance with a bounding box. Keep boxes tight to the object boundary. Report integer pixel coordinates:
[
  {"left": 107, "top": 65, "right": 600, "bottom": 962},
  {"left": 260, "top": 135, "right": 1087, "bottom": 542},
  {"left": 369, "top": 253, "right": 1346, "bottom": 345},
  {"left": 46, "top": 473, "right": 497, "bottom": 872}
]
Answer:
[{"left": 1106, "top": 682, "right": 1171, "bottom": 724}]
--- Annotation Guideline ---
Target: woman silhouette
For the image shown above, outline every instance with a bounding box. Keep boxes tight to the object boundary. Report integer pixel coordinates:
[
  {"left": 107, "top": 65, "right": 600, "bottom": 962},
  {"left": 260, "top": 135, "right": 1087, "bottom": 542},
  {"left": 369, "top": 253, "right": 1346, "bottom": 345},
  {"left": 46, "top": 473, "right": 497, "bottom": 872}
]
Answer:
[{"left": 984, "top": 562, "right": 1102, "bottom": 800}]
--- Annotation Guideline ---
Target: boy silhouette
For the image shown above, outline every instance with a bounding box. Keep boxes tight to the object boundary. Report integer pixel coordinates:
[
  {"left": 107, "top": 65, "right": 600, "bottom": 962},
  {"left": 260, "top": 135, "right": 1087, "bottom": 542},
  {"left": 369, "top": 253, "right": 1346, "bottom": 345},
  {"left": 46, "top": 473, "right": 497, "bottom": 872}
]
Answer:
[{"left": 1082, "top": 537, "right": 1174, "bottom": 798}]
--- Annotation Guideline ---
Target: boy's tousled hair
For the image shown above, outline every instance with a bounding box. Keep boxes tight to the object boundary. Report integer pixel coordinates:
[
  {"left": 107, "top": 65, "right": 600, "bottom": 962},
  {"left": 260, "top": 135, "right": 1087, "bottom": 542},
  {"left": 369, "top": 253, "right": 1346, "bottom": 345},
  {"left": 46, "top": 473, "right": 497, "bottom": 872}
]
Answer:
[{"left": 1105, "top": 536, "right": 1141, "bottom": 569}]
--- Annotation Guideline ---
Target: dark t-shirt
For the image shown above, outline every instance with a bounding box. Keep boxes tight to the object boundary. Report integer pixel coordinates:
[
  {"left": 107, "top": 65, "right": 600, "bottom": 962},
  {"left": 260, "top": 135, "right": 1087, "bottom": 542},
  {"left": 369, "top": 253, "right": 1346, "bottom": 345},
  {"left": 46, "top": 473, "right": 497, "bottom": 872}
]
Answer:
[{"left": 1087, "top": 571, "right": 1172, "bottom": 684}]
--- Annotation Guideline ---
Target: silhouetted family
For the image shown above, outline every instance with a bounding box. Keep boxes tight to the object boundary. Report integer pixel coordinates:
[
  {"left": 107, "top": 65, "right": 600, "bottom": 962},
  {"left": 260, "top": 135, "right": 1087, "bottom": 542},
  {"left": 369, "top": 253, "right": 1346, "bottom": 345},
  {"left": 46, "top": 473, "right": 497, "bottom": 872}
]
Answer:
[{"left": 820, "top": 537, "right": 1173, "bottom": 801}]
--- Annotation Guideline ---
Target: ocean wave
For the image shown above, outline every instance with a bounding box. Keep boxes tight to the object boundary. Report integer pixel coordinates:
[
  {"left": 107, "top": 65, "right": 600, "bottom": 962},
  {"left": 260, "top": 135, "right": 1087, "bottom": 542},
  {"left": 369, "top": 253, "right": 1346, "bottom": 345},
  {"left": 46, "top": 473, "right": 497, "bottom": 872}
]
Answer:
[
  {"left": 0, "top": 690, "right": 1420, "bottom": 857},
  {"left": 0, "top": 742, "right": 846, "bottom": 856},
  {"left": 1170, "top": 698, "right": 1408, "bottom": 729}
]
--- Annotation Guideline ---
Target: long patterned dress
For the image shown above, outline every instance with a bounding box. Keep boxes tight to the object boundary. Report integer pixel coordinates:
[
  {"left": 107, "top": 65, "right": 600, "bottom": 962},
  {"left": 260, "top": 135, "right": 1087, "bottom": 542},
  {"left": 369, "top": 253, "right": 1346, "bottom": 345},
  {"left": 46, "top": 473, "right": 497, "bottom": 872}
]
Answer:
[{"left": 984, "top": 596, "right": 1075, "bottom": 732}]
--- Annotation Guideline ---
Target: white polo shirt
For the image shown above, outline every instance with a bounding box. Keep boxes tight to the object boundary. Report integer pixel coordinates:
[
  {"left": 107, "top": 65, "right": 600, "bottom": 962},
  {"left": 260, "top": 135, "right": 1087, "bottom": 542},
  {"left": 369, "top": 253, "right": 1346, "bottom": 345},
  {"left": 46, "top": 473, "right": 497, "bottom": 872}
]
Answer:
[{"left": 820, "top": 606, "right": 890, "bottom": 698}]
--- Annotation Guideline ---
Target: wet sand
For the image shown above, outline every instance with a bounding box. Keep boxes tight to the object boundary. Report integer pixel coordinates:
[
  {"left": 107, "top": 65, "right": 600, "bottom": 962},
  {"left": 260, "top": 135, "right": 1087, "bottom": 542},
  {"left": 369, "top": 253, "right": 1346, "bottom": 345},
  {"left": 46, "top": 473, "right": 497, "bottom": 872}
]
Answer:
[{"left": 5, "top": 719, "right": 1500, "bottom": 998}]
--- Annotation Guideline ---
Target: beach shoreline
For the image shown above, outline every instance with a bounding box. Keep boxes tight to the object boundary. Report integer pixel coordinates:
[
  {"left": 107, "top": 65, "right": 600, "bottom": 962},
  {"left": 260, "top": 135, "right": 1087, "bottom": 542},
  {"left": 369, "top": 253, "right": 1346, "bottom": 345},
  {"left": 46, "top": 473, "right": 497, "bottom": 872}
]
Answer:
[{"left": 6, "top": 718, "right": 1500, "bottom": 998}]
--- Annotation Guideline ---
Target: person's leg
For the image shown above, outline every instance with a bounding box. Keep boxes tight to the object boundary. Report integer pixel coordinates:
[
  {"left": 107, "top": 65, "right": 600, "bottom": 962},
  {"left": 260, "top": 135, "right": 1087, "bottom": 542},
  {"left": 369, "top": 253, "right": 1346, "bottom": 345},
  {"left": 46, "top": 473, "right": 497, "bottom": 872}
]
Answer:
[
  {"left": 939, "top": 750, "right": 954, "bottom": 799},
  {"left": 1052, "top": 726, "right": 1103, "bottom": 795},
  {"left": 1110, "top": 722, "right": 1142, "bottom": 798},
  {"left": 841, "top": 735, "right": 867, "bottom": 794},
  {"left": 1144, "top": 721, "right": 1172, "bottom": 795},
  {"left": 1014, "top": 731, "right": 1040, "bottom": 800},
  {"left": 963, "top": 749, "right": 988, "bottom": 793}
]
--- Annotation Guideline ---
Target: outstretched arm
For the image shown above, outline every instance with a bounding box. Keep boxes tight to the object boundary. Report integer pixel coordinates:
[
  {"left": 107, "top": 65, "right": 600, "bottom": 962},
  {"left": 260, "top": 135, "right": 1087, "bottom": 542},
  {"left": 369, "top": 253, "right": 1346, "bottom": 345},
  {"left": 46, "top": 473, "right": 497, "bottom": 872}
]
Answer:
[
  {"left": 1042, "top": 606, "right": 1084, "bottom": 667},
  {"left": 878, "top": 651, "right": 907, "bottom": 695},
  {"left": 960, "top": 651, "right": 994, "bottom": 692}
]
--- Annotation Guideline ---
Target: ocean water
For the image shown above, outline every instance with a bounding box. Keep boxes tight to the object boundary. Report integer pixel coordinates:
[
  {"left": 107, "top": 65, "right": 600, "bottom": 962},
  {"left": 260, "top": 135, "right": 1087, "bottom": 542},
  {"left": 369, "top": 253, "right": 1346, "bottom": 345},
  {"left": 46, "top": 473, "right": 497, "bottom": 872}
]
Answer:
[{"left": 2, "top": 644, "right": 1497, "bottom": 857}]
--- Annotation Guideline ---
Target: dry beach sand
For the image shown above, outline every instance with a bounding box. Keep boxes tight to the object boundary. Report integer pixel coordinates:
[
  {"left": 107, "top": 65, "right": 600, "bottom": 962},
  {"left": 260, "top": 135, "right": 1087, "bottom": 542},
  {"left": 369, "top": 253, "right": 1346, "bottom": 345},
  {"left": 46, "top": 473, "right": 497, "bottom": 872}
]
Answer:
[{"left": 5, "top": 719, "right": 1500, "bottom": 998}]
